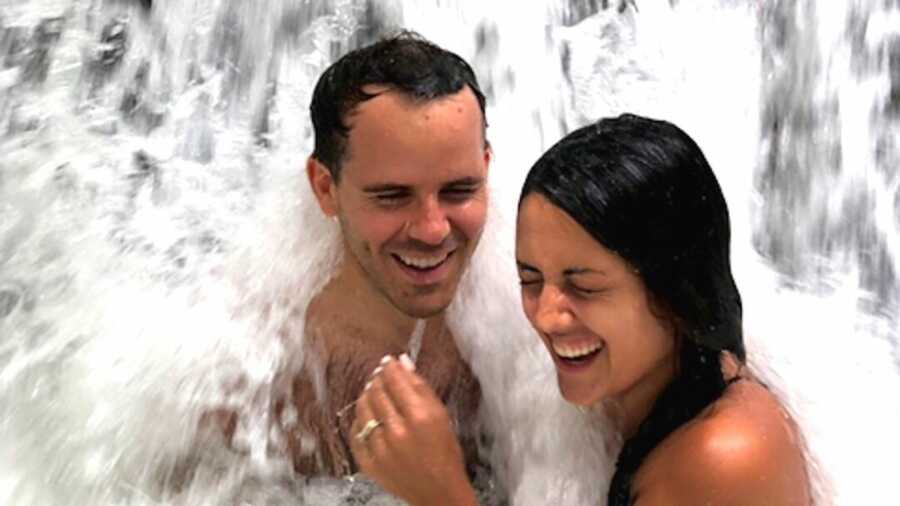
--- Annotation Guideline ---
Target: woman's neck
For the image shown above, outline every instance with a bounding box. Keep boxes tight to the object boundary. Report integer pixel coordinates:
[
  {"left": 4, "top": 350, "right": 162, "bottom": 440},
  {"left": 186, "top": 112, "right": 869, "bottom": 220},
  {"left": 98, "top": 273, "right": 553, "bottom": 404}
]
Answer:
[{"left": 607, "top": 355, "right": 678, "bottom": 439}]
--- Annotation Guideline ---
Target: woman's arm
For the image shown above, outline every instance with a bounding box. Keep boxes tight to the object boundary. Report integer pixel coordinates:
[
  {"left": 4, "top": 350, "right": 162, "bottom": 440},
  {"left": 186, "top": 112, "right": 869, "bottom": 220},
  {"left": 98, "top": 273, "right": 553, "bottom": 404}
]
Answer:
[{"left": 349, "top": 355, "right": 480, "bottom": 506}]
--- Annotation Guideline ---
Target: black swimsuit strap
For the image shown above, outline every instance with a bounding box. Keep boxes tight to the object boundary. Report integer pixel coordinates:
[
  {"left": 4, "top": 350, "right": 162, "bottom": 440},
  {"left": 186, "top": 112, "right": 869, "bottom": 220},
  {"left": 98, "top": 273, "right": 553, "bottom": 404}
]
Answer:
[{"left": 725, "top": 374, "right": 744, "bottom": 386}]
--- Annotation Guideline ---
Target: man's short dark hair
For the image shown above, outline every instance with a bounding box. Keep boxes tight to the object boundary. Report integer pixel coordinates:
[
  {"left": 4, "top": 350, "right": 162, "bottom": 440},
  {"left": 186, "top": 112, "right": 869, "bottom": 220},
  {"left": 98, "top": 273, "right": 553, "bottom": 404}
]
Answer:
[{"left": 309, "top": 31, "right": 487, "bottom": 182}]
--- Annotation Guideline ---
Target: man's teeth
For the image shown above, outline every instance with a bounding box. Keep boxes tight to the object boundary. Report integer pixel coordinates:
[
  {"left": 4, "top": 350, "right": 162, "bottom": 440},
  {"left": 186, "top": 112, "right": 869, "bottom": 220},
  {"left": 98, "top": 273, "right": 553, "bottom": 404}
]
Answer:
[
  {"left": 397, "top": 253, "right": 448, "bottom": 269},
  {"left": 553, "top": 341, "right": 604, "bottom": 359}
]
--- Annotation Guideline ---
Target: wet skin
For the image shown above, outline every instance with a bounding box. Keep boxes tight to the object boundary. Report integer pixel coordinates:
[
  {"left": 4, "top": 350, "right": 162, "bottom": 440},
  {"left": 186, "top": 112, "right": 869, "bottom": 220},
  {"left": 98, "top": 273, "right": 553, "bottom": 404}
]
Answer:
[
  {"left": 344, "top": 194, "right": 811, "bottom": 506},
  {"left": 290, "top": 86, "right": 491, "bottom": 475},
  {"left": 516, "top": 193, "right": 676, "bottom": 434},
  {"left": 516, "top": 194, "right": 810, "bottom": 505},
  {"left": 308, "top": 86, "right": 491, "bottom": 320}
]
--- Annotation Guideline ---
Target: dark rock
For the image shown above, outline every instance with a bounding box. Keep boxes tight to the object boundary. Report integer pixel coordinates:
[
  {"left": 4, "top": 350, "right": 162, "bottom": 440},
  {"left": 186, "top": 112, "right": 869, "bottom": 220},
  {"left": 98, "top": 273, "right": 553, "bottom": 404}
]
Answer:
[
  {"left": 561, "top": 0, "right": 634, "bottom": 27},
  {"left": 0, "top": 289, "right": 20, "bottom": 318},
  {"left": 356, "top": 1, "right": 394, "bottom": 48},
  {"left": 96, "top": 18, "right": 128, "bottom": 71},
  {"left": 472, "top": 22, "right": 500, "bottom": 102},
  {"left": 756, "top": 0, "right": 899, "bottom": 315},
  {"left": 132, "top": 150, "right": 158, "bottom": 176},
  {"left": 120, "top": 62, "right": 165, "bottom": 134},
  {"left": 2, "top": 26, "right": 28, "bottom": 69},
  {"left": 129, "top": 150, "right": 162, "bottom": 195},
  {"left": 888, "top": 36, "right": 900, "bottom": 116},
  {"left": 20, "top": 17, "right": 64, "bottom": 85},
  {"left": 84, "top": 17, "right": 129, "bottom": 95},
  {"left": 560, "top": 41, "right": 572, "bottom": 83},
  {"left": 562, "top": 0, "right": 603, "bottom": 27},
  {"left": 103, "top": 0, "right": 152, "bottom": 13}
]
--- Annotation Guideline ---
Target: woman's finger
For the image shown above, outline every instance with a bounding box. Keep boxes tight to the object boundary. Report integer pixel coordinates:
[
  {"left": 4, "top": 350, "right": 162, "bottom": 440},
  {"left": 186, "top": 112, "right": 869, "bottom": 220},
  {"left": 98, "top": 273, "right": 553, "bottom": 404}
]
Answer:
[
  {"left": 366, "top": 373, "right": 404, "bottom": 440},
  {"left": 380, "top": 357, "right": 442, "bottom": 420},
  {"left": 349, "top": 389, "right": 378, "bottom": 469}
]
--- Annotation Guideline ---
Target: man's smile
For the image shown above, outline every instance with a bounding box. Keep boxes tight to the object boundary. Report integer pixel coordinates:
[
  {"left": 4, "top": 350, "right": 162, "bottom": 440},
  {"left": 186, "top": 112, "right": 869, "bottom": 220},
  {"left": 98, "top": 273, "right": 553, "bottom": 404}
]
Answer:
[
  {"left": 393, "top": 251, "right": 452, "bottom": 269},
  {"left": 391, "top": 250, "right": 456, "bottom": 285}
]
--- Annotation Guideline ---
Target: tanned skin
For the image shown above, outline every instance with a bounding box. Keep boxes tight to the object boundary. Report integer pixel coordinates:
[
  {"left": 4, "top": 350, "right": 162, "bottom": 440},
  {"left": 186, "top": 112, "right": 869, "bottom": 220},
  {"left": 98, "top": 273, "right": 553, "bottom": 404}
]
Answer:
[
  {"left": 278, "top": 285, "right": 480, "bottom": 475},
  {"left": 279, "top": 86, "right": 491, "bottom": 476}
]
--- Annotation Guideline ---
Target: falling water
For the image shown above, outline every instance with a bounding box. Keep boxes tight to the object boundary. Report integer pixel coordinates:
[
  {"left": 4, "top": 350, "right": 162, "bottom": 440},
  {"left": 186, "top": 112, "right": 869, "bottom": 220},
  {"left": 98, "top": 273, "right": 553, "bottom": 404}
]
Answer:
[
  {"left": 407, "top": 320, "right": 424, "bottom": 364},
  {"left": 0, "top": 0, "right": 897, "bottom": 505}
]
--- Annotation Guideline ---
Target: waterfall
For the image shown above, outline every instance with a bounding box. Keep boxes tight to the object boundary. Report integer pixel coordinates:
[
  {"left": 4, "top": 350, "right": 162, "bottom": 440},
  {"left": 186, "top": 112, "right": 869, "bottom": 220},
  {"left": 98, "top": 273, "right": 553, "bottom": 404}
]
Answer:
[{"left": 1, "top": 1, "right": 897, "bottom": 505}]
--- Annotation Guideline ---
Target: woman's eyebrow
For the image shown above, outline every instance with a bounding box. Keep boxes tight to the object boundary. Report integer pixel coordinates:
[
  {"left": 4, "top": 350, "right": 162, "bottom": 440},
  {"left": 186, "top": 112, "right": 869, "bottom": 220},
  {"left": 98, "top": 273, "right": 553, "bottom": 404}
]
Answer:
[
  {"left": 515, "top": 261, "right": 539, "bottom": 273},
  {"left": 563, "top": 267, "right": 607, "bottom": 277}
]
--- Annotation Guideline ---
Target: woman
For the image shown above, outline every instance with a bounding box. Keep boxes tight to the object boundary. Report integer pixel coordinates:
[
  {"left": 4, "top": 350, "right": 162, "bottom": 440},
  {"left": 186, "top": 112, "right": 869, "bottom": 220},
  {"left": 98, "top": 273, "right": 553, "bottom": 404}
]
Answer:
[{"left": 348, "top": 114, "right": 811, "bottom": 505}]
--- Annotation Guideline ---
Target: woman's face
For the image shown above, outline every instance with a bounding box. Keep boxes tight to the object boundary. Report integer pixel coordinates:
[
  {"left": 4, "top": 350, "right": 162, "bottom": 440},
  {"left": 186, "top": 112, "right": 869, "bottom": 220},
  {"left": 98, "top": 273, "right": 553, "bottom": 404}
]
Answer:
[{"left": 516, "top": 193, "right": 676, "bottom": 406}]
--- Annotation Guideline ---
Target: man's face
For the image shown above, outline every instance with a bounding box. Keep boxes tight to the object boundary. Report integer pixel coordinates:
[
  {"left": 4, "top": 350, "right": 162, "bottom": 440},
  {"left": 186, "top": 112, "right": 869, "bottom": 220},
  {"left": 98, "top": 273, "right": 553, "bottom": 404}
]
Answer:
[{"left": 309, "top": 87, "right": 490, "bottom": 318}]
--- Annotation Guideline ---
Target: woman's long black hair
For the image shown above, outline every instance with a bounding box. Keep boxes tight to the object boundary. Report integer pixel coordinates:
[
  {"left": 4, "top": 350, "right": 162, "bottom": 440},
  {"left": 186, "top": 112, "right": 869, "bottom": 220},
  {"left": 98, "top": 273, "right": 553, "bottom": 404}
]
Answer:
[{"left": 519, "top": 114, "right": 744, "bottom": 505}]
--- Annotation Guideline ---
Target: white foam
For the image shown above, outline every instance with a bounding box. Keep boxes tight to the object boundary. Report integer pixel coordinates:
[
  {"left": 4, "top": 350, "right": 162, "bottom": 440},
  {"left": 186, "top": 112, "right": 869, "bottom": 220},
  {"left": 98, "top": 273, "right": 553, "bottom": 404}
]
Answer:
[{"left": 0, "top": 1, "right": 897, "bottom": 505}]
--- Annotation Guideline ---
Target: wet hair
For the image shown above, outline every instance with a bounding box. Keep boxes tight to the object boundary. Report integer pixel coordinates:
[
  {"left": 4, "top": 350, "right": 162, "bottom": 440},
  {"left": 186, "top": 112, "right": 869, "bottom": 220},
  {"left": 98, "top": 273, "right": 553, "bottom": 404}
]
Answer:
[
  {"left": 519, "top": 114, "right": 746, "bottom": 505},
  {"left": 309, "top": 30, "right": 487, "bottom": 182},
  {"left": 520, "top": 113, "right": 744, "bottom": 360}
]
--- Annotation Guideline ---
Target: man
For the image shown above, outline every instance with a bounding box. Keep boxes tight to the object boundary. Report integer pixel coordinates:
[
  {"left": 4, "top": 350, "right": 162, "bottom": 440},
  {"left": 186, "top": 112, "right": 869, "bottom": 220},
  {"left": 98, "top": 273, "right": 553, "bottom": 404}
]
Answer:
[{"left": 276, "top": 31, "right": 492, "bottom": 476}]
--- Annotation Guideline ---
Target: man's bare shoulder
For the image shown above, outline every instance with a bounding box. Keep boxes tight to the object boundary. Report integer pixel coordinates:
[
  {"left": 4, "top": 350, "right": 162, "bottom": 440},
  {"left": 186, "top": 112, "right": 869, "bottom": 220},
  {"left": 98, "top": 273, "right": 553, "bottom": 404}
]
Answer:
[
  {"left": 634, "top": 381, "right": 810, "bottom": 506},
  {"left": 280, "top": 290, "right": 396, "bottom": 475},
  {"left": 305, "top": 284, "right": 400, "bottom": 355},
  {"left": 304, "top": 285, "right": 355, "bottom": 350},
  {"left": 301, "top": 289, "right": 399, "bottom": 396}
]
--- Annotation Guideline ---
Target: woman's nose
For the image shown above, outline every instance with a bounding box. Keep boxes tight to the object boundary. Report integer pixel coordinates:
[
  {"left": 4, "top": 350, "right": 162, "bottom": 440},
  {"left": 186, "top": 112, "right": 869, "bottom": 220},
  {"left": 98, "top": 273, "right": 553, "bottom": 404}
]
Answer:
[{"left": 533, "top": 285, "right": 574, "bottom": 334}]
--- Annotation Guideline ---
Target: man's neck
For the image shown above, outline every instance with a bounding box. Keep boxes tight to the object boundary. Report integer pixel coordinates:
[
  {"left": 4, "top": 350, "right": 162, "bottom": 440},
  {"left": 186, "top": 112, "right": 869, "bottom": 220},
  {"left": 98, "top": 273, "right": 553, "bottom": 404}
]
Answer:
[{"left": 327, "top": 255, "right": 446, "bottom": 350}]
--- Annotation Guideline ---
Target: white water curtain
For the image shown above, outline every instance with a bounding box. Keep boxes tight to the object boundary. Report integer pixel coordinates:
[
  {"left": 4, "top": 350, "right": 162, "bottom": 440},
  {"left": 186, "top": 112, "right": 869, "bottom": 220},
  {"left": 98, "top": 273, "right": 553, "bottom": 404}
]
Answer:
[{"left": 0, "top": 1, "right": 897, "bottom": 505}]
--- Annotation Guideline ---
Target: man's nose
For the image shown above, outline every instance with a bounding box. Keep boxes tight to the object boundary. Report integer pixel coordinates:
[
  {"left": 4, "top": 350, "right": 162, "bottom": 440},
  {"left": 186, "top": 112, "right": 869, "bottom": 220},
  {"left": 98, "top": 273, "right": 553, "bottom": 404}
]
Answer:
[
  {"left": 533, "top": 285, "right": 574, "bottom": 334},
  {"left": 407, "top": 196, "right": 450, "bottom": 245}
]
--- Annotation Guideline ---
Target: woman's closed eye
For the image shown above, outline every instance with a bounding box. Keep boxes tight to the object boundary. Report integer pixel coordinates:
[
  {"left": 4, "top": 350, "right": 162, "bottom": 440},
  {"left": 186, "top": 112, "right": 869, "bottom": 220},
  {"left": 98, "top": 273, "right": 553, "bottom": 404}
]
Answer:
[
  {"left": 519, "top": 277, "right": 542, "bottom": 287},
  {"left": 516, "top": 261, "right": 543, "bottom": 291},
  {"left": 567, "top": 282, "right": 607, "bottom": 297}
]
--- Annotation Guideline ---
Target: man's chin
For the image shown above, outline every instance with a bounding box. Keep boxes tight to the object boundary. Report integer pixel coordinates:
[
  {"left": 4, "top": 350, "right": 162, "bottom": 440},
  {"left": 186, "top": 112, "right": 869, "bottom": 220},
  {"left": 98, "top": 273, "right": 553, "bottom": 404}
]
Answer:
[
  {"left": 393, "top": 294, "right": 453, "bottom": 319},
  {"left": 383, "top": 266, "right": 464, "bottom": 318},
  {"left": 401, "top": 303, "right": 450, "bottom": 319}
]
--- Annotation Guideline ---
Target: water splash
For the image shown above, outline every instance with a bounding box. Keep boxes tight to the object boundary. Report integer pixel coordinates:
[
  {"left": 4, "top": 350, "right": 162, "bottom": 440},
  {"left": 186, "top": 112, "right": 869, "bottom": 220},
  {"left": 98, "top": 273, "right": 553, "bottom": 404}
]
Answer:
[
  {"left": 757, "top": 0, "right": 900, "bottom": 315},
  {"left": 407, "top": 319, "right": 425, "bottom": 364},
  {"left": 0, "top": 1, "right": 897, "bottom": 505}
]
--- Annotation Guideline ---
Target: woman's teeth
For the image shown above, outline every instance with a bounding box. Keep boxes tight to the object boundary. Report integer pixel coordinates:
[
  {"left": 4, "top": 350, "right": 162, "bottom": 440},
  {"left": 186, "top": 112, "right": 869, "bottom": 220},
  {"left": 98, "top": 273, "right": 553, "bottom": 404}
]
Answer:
[
  {"left": 397, "top": 253, "right": 448, "bottom": 269},
  {"left": 552, "top": 341, "right": 604, "bottom": 359}
]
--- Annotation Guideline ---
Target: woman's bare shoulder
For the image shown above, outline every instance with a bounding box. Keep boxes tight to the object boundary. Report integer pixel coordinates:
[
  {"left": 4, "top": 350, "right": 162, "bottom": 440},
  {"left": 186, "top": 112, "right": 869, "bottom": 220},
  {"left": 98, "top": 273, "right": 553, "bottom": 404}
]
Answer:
[{"left": 633, "top": 380, "right": 810, "bottom": 506}]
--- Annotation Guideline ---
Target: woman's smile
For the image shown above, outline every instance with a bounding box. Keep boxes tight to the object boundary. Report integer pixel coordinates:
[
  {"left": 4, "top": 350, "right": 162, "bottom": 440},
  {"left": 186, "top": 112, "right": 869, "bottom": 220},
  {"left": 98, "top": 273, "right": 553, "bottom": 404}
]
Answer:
[{"left": 517, "top": 193, "right": 676, "bottom": 408}]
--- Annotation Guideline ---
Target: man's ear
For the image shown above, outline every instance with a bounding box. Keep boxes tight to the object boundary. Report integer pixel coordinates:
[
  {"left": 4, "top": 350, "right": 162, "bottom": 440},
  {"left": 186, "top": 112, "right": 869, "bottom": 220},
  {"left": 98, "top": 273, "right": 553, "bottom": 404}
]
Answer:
[{"left": 306, "top": 157, "right": 339, "bottom": 217}]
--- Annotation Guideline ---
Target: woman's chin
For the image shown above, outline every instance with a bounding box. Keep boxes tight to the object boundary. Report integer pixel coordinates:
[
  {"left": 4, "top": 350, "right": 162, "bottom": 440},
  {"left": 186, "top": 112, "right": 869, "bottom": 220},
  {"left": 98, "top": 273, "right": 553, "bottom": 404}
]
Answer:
[{"left": 559, "top": 386, "right": 605, "bottom": 409}]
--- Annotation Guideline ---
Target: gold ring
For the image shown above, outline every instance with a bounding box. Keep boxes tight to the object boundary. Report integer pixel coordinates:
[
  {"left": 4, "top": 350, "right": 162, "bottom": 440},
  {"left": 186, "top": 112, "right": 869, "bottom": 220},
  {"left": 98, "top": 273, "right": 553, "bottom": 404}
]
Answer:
[{"left": 355, "top": 419, "right": 382, "bottom": 442}]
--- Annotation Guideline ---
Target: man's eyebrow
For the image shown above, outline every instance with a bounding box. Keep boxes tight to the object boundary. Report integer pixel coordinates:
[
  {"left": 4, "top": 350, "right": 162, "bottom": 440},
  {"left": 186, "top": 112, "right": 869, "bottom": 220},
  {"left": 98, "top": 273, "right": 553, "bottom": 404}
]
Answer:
[
  {"left": 444, "top": 176, "right": 485, "bottom": 186},
  {"left": 362, "top": 183, "right": 409, "bottom": 193},
  {"left": 363, "top": 177, "right": 485, "bottom": 193}
]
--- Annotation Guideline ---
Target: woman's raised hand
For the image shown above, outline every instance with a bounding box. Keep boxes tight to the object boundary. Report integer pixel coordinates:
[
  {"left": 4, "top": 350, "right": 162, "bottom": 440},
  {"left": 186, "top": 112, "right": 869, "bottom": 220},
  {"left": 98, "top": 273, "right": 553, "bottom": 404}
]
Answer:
[{"left": 350, "top": 354, "right": 479, "bottom": 506}]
